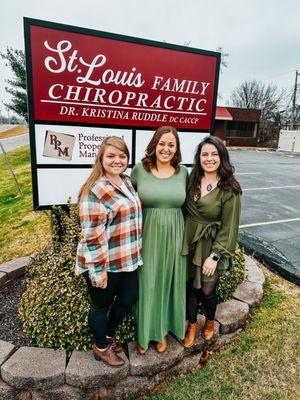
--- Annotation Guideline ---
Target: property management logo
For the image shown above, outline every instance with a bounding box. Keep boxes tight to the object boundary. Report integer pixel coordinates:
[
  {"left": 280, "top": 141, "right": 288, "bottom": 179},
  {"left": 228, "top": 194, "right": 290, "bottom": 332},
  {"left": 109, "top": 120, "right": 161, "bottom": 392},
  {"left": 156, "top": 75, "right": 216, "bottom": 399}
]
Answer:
[{"left": 43, "top": 130, "right": 75, "bottom": 161}]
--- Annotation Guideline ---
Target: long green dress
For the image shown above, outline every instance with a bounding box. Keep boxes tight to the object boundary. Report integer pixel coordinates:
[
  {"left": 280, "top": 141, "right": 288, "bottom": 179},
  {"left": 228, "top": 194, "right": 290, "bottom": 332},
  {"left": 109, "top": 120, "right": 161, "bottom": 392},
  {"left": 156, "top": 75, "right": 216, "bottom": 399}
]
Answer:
[
  {"left": 182, "top": 187, "right": 241, "bottom": 289},
  {"left": 131, "top": 162, "right": 188, "bottom": 349}
]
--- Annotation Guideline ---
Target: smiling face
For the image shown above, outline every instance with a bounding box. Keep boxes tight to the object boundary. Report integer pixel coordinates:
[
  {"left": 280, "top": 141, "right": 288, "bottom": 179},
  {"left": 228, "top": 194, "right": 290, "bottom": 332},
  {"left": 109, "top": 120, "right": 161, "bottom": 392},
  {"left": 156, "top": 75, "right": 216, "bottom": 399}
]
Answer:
[
  {"left": 102, "top": 145, "right": 128, "bottom": 177},
  {"left": 155, "top": 131, "right": 177, "bottom": 165},
  {"left": 200, "top": 143, "right": 220, "bottom": 174}
]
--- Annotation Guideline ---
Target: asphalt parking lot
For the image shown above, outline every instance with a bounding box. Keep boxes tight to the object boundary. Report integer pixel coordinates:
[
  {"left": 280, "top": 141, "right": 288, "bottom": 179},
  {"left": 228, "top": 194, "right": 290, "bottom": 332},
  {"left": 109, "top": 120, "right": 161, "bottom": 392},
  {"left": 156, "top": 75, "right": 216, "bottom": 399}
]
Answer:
[{"left": 230, "top": 150, "right": 300, "bottom": 284}]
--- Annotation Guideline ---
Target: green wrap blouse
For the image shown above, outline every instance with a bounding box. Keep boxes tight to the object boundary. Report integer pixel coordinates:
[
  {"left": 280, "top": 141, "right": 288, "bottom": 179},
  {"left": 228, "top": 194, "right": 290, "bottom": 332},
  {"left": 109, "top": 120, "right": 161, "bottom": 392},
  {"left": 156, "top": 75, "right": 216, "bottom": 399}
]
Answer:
[{"left": 182, "top": 187, "right": 241, "bottom": 289}]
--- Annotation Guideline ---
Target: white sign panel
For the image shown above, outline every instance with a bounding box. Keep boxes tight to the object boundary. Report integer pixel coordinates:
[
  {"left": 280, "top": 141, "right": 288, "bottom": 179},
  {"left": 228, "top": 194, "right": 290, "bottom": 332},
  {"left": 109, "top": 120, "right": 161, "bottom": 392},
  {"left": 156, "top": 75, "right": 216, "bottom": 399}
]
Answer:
[
  {"left": 37, "top": 168, "right": 131, "bottom": 206},
  {"left": 35, "top": 124, "right": 132, "bottom": 164}
]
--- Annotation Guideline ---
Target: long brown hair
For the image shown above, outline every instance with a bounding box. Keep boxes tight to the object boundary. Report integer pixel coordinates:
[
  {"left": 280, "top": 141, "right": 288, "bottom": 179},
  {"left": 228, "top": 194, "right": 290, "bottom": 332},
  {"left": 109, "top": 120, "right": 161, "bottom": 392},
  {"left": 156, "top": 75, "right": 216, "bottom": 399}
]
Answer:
[
  {"left": 78, "top": 136, "right": 129, "bottom": 202},
  {"left": 141, "top": 126, "right": 182, "bottom": 172},
  {"left": 188, "top": 136, "right": 242, "bottom": 199}
]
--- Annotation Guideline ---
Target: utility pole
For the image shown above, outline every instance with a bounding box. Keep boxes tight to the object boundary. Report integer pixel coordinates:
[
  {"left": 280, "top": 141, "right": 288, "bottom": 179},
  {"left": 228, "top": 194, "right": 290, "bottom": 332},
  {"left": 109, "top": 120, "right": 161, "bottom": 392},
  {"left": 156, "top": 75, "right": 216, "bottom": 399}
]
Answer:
[{"left": 290, "top": 70, "right": 300, "bottom": 129}]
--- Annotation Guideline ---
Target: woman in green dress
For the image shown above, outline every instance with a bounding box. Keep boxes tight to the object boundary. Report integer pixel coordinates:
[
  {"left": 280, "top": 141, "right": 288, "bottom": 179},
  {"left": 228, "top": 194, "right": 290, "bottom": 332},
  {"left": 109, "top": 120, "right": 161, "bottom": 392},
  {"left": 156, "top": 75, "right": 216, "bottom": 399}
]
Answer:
[
  {"left": 182, "top": 136, "right": 242, "bottom": 346},
  {"left": 131, "top": 126, "right": 188, "bottom": 354}
]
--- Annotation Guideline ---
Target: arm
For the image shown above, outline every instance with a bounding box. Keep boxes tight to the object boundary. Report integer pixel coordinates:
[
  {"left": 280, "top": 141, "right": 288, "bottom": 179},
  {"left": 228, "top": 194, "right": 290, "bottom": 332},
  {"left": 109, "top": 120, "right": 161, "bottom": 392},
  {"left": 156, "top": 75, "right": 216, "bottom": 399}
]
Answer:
[
  {"left": 181, "top": 165, "right": 189, "bottom": 215},
  {"left": 130, "top": 164, "right": 138, "bottom": 189},
  {"left": 78, "top": 192, "right": 109, "bottom": 288},
  {"left": 212, "top": 192, "right": 241, "bottom": 257},
  {"left": 203, "top": 192, "right": 241, "bottom": 276}
]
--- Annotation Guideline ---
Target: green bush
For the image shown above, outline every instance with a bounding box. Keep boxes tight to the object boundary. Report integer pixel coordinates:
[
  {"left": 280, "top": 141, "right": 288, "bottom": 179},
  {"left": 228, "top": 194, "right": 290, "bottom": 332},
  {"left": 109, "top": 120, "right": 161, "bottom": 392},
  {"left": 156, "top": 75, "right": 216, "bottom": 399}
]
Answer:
[
  {"left": 19, "top": 205, "right": 245, "bottom": 352},
  {"left": 217, "top": 245, "right": 245, "bottom": 302}
]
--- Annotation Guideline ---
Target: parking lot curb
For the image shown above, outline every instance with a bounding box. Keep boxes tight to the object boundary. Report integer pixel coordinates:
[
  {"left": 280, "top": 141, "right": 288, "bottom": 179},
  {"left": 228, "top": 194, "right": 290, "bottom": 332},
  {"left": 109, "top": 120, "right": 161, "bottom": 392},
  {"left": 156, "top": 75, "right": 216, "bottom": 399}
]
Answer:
[{"left": 239, "top": 231, "right": 300, "bottom": 286}]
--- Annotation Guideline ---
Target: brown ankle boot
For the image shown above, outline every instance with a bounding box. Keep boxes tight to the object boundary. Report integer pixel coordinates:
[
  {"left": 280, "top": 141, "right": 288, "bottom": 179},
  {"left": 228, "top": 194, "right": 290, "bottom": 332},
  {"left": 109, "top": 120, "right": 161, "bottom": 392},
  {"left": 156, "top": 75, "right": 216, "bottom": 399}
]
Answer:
[
  {"left": 137, "top": 343, "right": 148, "bottom": 355},
  {"left": 202, "top": 319, "right": 215, "bottom": 341},
  {"left": 106, "top": 337, "right": 123, "bottom": 353},
  {"left": 183, "top": 322, "right": 198, "bottom": 348},
  {"left": 156, "top": 335, "right": 167, "bottom": 353},
  {"left": 92, "top": 344, "right": 125, "bottom": 367}
]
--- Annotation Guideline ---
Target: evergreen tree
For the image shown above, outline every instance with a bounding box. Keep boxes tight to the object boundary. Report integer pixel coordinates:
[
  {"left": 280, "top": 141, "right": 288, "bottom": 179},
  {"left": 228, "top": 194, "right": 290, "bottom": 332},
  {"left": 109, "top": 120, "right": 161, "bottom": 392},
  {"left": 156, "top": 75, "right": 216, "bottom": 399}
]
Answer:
[{"left": 0, "top": 47, "right": 28, "bottom": 122}]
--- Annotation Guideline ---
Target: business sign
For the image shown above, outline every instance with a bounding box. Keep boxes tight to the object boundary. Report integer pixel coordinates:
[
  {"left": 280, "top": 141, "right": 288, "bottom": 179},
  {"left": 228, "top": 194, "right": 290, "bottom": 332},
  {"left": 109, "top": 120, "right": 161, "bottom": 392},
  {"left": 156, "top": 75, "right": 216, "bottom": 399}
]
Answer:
[{"left": 24, "top": 18, "right": 220, "bottom": 209}]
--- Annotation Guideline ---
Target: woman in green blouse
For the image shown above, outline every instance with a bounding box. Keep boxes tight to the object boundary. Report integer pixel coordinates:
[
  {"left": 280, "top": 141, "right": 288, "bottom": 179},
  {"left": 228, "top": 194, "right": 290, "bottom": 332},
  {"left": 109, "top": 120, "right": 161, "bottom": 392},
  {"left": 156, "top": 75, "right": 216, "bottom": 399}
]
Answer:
[{"left": 182, "top": 136, "right": 242, "bottom": 345}]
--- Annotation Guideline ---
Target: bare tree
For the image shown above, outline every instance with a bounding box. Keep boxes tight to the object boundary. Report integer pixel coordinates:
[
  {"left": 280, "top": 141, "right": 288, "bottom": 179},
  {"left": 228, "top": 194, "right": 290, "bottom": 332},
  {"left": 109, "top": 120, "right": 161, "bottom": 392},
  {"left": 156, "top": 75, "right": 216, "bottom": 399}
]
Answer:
[
  {"left": 230, "top": 80, "right": 287, "bottom": 143},
  {"left": 183, "top": 43, "right": 229, "bottom": 72},
  {"left": 215, "top": 46, "right": 229, "bottom": 71}
]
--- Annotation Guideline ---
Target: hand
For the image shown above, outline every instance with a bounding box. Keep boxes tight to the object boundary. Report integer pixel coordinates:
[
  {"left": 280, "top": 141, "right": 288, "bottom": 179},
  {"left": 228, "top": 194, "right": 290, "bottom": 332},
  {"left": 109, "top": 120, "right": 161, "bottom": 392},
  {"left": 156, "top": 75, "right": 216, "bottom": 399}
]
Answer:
[
  {"left": 202, "top": 257, "right": 218, "bottom": 277},
  {"left": 91, "top": 271, "right": 108, "bottom": 289}
]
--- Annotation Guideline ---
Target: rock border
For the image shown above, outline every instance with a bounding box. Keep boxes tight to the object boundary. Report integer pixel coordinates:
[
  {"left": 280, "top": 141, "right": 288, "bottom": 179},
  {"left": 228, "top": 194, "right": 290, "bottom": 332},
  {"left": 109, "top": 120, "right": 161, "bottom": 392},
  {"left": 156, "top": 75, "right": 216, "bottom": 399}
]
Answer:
[
  {"left": 0, "top": 255, "right": 265, "bottom": 400},
  {"left": 0, "top": 256, "right": 31, "bottom": 290}
]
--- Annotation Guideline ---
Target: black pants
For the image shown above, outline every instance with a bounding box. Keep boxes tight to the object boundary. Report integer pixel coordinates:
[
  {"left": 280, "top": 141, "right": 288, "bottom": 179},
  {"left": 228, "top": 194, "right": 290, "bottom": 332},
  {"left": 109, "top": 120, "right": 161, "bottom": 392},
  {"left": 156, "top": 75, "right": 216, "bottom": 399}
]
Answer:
[
  {"left": 83, "top": 270, "right": 139, "bottom": 349},
  {"left": 187, "top": 272, "right": 219, "bottom": 323}
]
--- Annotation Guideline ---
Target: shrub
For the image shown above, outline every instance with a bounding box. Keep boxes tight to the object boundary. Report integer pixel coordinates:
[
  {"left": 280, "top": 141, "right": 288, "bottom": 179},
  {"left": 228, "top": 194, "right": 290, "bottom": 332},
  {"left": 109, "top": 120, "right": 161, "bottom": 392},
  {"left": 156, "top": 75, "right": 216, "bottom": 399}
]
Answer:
[
  {"left": 19, "top": 206, "right": 91, "bottom": 352},
  {"left": 217, "top": 245, "right": 245, "bottom": 302},
  {"left": 19, "top": 206, "right": 245, "bottom": 352}
]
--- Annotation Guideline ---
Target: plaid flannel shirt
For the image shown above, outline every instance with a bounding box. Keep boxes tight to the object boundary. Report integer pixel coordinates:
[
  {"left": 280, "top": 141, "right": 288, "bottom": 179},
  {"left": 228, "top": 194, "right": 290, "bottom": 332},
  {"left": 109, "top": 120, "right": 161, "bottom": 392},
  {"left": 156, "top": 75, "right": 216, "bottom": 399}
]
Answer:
[{"left": 75, "top": 175, "right": 142, "bottom": 286}]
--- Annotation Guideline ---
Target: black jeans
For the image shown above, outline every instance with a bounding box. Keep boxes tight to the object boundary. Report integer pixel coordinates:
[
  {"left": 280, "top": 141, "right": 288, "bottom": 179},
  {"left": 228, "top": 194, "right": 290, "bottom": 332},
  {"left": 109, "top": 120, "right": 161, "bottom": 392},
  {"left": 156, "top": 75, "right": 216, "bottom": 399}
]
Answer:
[
  {"left": 83, "top": 270, "right": 139, "bottom": 349},
  {"left": 187, "top": 272, "right": 219, "bottom": 323}
]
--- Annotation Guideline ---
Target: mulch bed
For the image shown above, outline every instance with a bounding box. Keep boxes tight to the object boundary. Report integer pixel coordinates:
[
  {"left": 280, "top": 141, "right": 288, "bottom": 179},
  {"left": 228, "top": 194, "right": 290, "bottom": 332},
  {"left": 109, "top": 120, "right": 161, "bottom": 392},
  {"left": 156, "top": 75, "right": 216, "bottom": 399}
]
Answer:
[{"left": 0, "top": 278, "right": 29, "bottom": 347}]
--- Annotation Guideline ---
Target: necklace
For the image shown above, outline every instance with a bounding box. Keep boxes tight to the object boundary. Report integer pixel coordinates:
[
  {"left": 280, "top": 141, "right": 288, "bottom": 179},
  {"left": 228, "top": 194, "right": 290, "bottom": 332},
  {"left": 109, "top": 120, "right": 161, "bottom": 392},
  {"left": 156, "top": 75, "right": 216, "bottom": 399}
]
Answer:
[{"left": 194, "top": 178, "right": 218, "bottom": 202}]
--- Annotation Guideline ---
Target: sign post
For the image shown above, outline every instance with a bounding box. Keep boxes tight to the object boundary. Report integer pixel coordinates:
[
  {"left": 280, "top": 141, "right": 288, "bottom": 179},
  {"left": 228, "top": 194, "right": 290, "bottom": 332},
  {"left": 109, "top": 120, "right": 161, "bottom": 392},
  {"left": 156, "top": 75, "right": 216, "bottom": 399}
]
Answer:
[{"left": 24, "top": 17, "right": 220, "bottom": 209}]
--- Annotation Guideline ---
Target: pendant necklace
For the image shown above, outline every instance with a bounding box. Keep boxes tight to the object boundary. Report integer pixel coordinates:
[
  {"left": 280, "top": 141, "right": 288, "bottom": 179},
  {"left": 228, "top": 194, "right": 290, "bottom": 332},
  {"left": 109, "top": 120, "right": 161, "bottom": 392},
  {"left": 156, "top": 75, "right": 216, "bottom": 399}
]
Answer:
[{"left": 206, "top": 183, "right": 213, "bottom": 192}]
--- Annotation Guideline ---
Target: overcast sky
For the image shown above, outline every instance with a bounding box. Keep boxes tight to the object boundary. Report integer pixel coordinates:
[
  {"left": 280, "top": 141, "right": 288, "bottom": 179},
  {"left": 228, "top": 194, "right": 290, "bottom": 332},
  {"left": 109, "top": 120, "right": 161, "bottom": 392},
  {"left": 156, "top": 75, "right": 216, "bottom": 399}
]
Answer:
[{"left": 1, "top": 0, "right": 299, "bottom": 118}]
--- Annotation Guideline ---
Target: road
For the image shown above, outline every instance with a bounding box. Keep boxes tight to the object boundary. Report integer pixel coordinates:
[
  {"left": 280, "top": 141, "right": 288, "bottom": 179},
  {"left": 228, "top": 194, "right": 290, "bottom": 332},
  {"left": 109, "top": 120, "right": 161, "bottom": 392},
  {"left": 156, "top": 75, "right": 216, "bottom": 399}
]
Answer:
[
  {"left": 0, "top": 124, "right": 15, "bottom": 133},
  {"left": 0, "top": 133, "right": 29, "bottom": 152},
  {"left": 230, "top": 150, "right": 300, "bottom": 284}
]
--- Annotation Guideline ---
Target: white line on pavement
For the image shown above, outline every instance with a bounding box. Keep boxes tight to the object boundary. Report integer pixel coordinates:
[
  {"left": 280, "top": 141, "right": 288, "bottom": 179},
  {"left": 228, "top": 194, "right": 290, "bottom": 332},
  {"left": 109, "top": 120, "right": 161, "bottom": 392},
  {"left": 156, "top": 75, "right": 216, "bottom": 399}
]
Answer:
[
  {"left": 244, "top": 185, "right": 300, "bottom": 191},
  {"left": 240, "top": 217, "right": 300, "bottom": 228}
]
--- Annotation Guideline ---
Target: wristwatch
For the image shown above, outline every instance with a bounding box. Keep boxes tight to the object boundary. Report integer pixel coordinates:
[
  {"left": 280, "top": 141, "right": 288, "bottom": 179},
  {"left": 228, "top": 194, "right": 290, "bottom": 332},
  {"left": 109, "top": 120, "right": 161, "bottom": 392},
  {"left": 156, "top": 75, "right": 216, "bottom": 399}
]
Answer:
[{"left": 210, "top": 252, "right": 220, "bottom": 262}]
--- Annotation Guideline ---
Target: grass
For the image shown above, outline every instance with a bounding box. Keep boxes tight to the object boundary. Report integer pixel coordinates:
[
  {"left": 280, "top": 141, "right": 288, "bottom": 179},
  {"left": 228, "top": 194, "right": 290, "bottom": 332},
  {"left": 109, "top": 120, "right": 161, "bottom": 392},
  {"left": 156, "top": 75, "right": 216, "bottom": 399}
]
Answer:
[
  {"left": 0, "top": 125, "right": 28, "bottom": 139},
  {"left": 0, "top": 145, "right": 51, "bottom": 263},
  {"left": 143, "top": 267, "right": 300, "bottom": 400}
]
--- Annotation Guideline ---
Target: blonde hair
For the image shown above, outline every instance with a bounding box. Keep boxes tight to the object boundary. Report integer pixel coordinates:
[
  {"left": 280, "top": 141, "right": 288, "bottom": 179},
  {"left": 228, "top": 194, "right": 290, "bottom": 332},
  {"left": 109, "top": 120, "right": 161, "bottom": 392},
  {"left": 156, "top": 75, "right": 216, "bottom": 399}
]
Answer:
[{"left": 78, "top": 136, "right": 129, "bottom": 202}]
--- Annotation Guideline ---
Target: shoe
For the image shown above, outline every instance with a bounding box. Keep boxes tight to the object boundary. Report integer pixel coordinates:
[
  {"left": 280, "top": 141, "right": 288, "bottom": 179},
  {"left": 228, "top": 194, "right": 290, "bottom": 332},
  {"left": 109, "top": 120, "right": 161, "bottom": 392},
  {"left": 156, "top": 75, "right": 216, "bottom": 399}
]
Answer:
[
  {"left": 106, "top": 337, "right": 123, "bottom": 353},
  {"left": 183, "top": 321, "right": 199, "bottom": 348},
  {"left": 202, "top": 319, "right": 215, "bottom": 341},
  {"left": 137, "top": 342, "right": 148, "bottom": 355},
  {"left": 92, "top": 344, "right": 125, "bottom": 367},
  {"left": 156, "top": 336, "right": 167, "bottom": 353}
]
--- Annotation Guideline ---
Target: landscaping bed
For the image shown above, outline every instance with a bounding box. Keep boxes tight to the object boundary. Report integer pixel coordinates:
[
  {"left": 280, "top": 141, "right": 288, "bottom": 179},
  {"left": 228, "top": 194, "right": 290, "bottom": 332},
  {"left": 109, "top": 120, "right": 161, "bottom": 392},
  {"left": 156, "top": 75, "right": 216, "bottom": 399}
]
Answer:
[{"left": 0, "top": 278, "right": 28, "bottom": 348}]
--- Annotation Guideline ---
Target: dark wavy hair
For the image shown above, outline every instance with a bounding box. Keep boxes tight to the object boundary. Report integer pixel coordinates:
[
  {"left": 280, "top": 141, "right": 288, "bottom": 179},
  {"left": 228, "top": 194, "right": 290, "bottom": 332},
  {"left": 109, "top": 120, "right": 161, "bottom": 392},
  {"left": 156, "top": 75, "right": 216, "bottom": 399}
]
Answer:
[
  {"left": 142, "top": 126, "right": 182, "bottom": 172},
  {"left": 188, "top": 136, "right": 242, "bottom": 199}
]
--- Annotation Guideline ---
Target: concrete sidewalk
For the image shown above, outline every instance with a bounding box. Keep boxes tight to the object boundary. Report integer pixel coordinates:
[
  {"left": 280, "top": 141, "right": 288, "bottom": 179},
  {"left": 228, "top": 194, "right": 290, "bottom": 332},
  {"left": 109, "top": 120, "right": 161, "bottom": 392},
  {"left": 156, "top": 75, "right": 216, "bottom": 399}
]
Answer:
[{"left": 0, "top": 133, "right": 29, "bottom": 152}]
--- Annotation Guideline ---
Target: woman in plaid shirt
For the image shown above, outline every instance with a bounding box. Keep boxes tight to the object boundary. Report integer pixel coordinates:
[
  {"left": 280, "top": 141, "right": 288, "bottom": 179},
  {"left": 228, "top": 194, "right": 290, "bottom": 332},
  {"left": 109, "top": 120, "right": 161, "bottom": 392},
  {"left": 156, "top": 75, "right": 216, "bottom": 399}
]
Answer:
[{"left": 76, "top": 136, "right": 142, "bottom": 367}]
